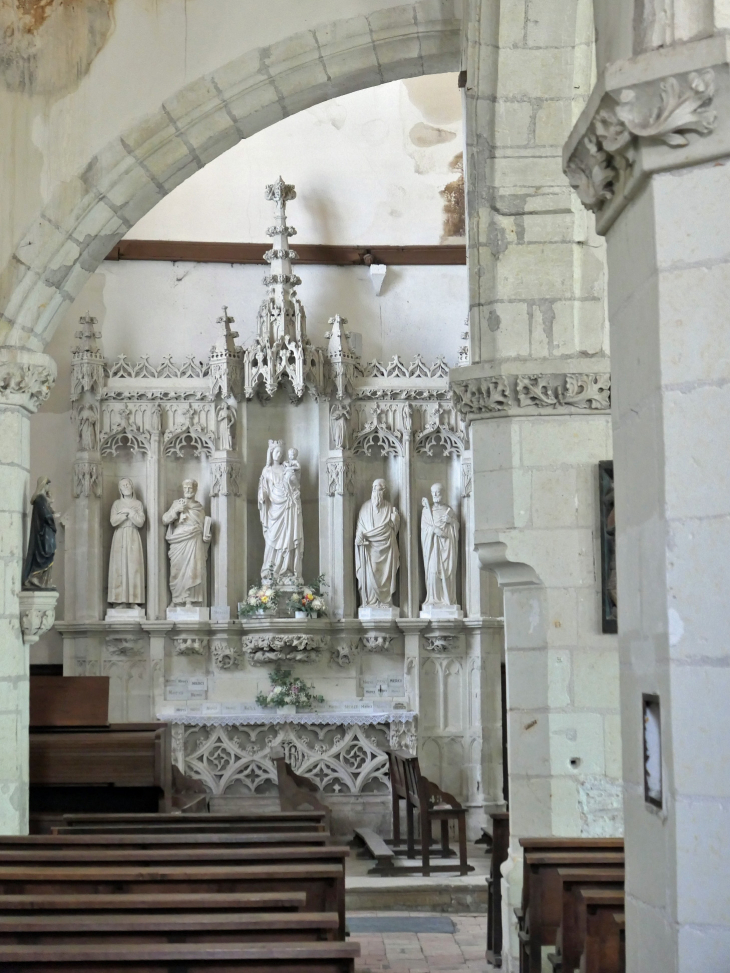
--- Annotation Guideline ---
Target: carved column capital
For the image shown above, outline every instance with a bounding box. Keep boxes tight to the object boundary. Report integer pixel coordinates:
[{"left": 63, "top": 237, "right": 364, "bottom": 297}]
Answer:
[
  {"left": 564, "top": 37, "right": 730, "bottom": 233},
  {"left": 0, "top": 349, "right": 56, "bottom": 414},
  {"left": 450, "top": 367, "right": 611, "bottom": 420},
  {"left": 19, "top": 589, "right": 59, "bottom": 645}
]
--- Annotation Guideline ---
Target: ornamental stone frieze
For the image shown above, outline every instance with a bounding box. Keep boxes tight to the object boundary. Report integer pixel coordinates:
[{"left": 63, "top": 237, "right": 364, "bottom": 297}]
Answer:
[
  {"left": 242, "top": 634, "right": 330, "bottom": 665},
  {"left": 451, "top": 371, "right": 611, "bottom": 419},
  {"left": 564, "top": 37, "right": 730, "bottom": 232},
  {"left": 0, "top": 349, "right": 56, "bottom": 414}
]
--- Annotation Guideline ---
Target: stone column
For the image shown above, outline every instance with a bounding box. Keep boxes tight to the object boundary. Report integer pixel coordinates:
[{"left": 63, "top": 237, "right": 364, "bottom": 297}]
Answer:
[
  {"left": 210, "top": 451, "right": 243, "bottom": 618},
  {"left": 321, "top": 400, "right": 356, "bottom": 620},
  {"left": 399, "top": 406, "right": 418, "bottom": 618},
  {"left": 565, "top": 36, "right": 730, "bottom": 972},
  {"left": 0, "top": 348, "right": 56, "bottom": 834}
]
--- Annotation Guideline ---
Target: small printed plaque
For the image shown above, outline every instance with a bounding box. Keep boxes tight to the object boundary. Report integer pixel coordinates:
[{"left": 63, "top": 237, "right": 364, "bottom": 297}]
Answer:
[
  {"left": 221, "top": 703, "right": 241, "bottom": 715},
  {"left": 211, "top": 605, "right": 231, "bottom": 623},
  {"left": 388, "top": 676, "right": 405, "bottom": 696},
  {"left": 170, "top": 703, "right": 188, "bottom": 716},
  {"left": 188, "top": 677, "right": 208, "bottom": 692},
  {"left": 165, "top": 678, "right": 188, "bottom": 701},
  {"left": 202, "top": 702, "right": 222, "bottom": 716},
  {"left": 363, "top": 677, "right": 390, "bottom": 699}
]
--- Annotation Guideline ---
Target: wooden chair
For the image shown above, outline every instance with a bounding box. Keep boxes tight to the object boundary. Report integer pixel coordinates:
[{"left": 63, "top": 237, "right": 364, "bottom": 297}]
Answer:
[
  {"left": 385, "top": 749, "right": 410, "bottom": 849},
  {"left": 486, "top": 811, "right": 509, "bottom": 968},
  {"left": 274, "top": 753, "right": 333, "bottom": 834},
  {"left": 403, "top": 754, "right": 471, "bottom": 877}
]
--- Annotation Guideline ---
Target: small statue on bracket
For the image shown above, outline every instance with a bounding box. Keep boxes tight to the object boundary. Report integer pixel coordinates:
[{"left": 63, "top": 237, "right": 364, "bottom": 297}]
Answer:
[{"left": 22, "top": 477, "right": 58, "bottom": 589}]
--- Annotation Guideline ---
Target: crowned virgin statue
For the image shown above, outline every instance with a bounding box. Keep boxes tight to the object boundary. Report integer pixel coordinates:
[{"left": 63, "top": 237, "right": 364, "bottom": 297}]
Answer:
[{"left": 258, "top": 440, "right": 304, "bottom": 585}]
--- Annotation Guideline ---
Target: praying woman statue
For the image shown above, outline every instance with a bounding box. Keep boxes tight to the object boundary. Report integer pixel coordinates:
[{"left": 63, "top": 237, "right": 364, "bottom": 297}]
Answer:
[
  {"left": 22, "top": 477, "right": 57, "bottom": 589},
  {"left": 108, "top": 478, "right": 146, "bottom": 607},
  {"left": 258, "top": 439, "right": 304, "bottom": 585}
]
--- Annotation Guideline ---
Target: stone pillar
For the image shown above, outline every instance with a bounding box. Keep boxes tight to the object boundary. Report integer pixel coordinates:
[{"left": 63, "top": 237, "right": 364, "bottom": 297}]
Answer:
[
  {"left": 565, "top": 36, "right": 730, "bottom": 971},
  {"left": 146, "top": 414, "right": 167, "bottom": 620},
  {"left": 0, "top": 348, "right": 56, "bottom": 834},
  {"left": 399, "top": 407, "right": 418, "bottom": 618},
  {"left": 462, "top": 1, "right": 618, "bottom": 966},
  {"left": 210, "top": 451, "right": 243, "bottom": 617},
  {"left": 143, "top": 621, "right": 173, "bottom": 718},
  {"left": 321, "top": 396, "right": 356, "bottom": 619}
]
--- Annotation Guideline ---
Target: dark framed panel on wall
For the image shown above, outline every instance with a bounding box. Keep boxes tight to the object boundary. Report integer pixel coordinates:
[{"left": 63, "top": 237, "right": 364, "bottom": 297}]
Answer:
[{"left": 598, "top": 460, "right": 617, "bottom": 634}]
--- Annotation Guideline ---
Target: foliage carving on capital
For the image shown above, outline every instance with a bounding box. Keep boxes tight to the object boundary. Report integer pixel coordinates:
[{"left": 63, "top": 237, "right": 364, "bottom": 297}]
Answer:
[
  {"left": 566, "top": 70, "right": 717, "bottom": 214},
  {"left": 452, "top": 372, "right": 611, "bottom": 418},
  {"left": 73, "top": 461, "right": 102, "bottom": 498},
  {"left": 211, "top": 639, "right": 244, "bottom": 670},
  {"left": 0, "top": 354, "right": 56, "bottom": 413},
  {"left": 423, "top": 635, "right": 457, "bottom": 654},
  {"left": 173, "top": 636, "right": 209, "bottom": 656},
  {"left": 326, "top": 458, "right": 355, "bottom": 497},
  {"left": 243, "top": 634, "right": 328, "bottom": 665},
  {"left": 211, "top": 461, "right": 242, "bottom": 497}
]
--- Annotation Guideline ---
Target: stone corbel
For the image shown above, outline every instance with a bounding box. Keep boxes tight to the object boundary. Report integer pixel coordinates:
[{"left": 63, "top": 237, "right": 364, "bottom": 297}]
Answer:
[
  {"left": 564, "top": 36, "right": 729, "bottom": 232},
  {"left": 474, "top": 532, "right": 542, "bottom": 588},
  {"left": 19, "top": 589, "right": 59, "bottom": 645}
]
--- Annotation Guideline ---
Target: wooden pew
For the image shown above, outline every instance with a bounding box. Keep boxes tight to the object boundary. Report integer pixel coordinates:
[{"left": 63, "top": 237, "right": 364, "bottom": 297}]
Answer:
[
  {"left": 275, "top": 756, "right": 332, "bottom": 833},
  {"left": 577, "top": 890, "right": 625, "bottom": 973},
  {"left": 548, "top": 868, "right": 624, "bottom": 972},
  {"left": 486, "top": 811, "right": 509, "bottom": 968},
  {"left": 351, "top": 828, "right": 395, "bottom": 874},
  {"left": 518, "top": 848, "right": 624, "bottom": 973},
  {"left": 0, "top": 892, "right": 308, "bottom": 915},
  {"left": 0, "top": 846, "right": 348, "bottom": 868},
  {"left": 6, "top": 833, "right": 330, "bottom": 848},
  {"left": 385, "top": 749, "right": 410, "bottom": 850},
  {"left": 56, "top": 811, "right": 328, "bottom": 832},
  {"left": 0, "top": 940, "right": 360, "bottom": 972},
  {"left": 0, "top": 911, "right": 340, "bottom": 944},
  {"left": 0, "top": 863, "right": 347, "bottom": 938}
]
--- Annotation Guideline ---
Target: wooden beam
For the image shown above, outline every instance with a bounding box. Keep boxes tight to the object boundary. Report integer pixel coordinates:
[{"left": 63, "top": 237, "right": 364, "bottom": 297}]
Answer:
[{"left": 105, "top": 240, "right": 466, "bottom": 266}]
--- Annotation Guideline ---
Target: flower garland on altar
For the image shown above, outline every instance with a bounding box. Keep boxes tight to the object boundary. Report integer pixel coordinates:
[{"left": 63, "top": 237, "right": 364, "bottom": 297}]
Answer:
[{"left": 255, "top": 664, "right": 325, "bottom": 710}]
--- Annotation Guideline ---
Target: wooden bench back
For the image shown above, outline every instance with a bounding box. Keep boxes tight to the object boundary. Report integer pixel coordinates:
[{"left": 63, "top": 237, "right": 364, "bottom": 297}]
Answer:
[{"left": 386, "top": 750, "right": 414, "bottom": 800}]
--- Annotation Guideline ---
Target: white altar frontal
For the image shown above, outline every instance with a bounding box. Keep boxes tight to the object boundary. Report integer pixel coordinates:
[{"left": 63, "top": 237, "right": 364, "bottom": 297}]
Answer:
[{"left": 56, "top": 178, "right": 504, "bottom": 837}]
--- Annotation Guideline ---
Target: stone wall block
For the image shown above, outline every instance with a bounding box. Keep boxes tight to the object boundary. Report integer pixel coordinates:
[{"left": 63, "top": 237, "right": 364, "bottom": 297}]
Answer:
[
  {"left": 547, "top": 648, "right": 572, "bottom": 706},
  {"left": 497, "top": 48, "right": 576, "bottom": 98},
  {"left": 530, "top": 467, "right": 579, "bottom": 529},
  {"left": 507, "top": 649, "right": 549, "bottom": 711},
  {"left": 509, "top": 710, "right": 551, "bottom": 777},
  {"left": 162, "top": 77, "right": 222, "bottom": 128},
  {"left": 520, "top": 416, "right": 610, "bottom": 468},
  {"left": 534, "top": 99, "right": 576, "bottom": 146},
  {"left": 549, "top": 711, "right": 606, "bottom": 776},
  {"left": 524, "top": 0, "right": 579, "bottom": 48},
  {"left": 545, "top": 588, "right": 579, "bottom": 646},
  {"left": 573, "top": 648, "right": 620, "bottom": 709},
  {"left": 498, "top": 0, "right": 527, "bottom": 47}
]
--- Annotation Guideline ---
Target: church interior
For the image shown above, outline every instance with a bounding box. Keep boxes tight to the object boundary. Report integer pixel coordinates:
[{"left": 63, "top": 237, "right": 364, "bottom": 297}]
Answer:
[{"left": 1, "top": 1, "right": 728, "bottom": 971}]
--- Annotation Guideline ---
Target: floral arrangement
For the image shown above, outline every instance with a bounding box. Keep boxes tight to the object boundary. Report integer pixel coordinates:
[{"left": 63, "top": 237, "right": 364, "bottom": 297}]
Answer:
[
  {"left": 238, "top": 582, "right": 279, "bottom": 617},
  {"left": 290, "top": 574, "right": 328, "bottom": 618},
  {"left": 255, "top": 665, "right": 325, "bottom": 710}
]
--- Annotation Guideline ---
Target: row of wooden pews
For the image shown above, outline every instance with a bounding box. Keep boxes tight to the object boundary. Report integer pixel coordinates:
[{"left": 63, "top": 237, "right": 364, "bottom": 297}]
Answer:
[
  {"left": 0, "top": 811, "right": 360, "bottom": 972},
  {"left": 516, "top": 836, "right": 625, "bottom": 973}
]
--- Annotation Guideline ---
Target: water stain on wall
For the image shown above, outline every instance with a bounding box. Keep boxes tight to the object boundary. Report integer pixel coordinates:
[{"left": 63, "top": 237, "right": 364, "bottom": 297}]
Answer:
[
  {"left": 409, "top": 121, "right": 456, "bottom": 148},
  {"left": 440, "top": 152, "right": 465, "bottom": 241},
  {"left": 403, "top": 74, "right": 461, "bottom": 126},
  {"left": 0, "top": 0, "right": 115, "bottom": 94}
]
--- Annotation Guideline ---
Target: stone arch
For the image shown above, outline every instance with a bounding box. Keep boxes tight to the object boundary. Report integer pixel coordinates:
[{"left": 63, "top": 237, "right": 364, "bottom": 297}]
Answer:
[{"left": 0, "top": 0, "right": 461, "bottom": 353}]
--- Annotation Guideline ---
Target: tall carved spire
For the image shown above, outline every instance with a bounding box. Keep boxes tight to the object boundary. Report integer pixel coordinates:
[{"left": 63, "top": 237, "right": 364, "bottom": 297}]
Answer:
[
  {"left": 71, "top": 313, "right": 105, "bottom": 401},
  {"left": 243, "top": 179, "right": 324, "bottom": 401},
  {"left": 259, "top": 177, "right": 306, "bottom": 346}
]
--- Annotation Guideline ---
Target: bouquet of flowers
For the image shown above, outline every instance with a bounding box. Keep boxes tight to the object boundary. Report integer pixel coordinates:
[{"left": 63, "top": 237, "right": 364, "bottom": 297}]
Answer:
[
  {"left": 255, "top": 665, "right": 325, "bottom": 710},
  {"left": 290, "top": 574, "right": 328, "bottom": 618},
  {"left": 238, "top": 582, "right": 279, "bottom": 617}
]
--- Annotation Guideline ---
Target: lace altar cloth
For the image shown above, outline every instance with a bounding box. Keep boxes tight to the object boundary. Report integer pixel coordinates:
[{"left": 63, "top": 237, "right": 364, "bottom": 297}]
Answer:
[{"left": 159, "top": 710, "right": 415, "bottom": 727}]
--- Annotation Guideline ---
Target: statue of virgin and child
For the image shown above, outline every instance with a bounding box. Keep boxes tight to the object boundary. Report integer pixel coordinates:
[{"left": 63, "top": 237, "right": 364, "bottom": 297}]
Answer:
[{"left": 257, "top": 439, "right": 304, "bottom": 586}]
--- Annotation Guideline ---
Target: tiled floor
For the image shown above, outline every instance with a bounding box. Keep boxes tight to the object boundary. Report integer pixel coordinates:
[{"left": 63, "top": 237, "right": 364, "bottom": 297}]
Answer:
[{"left": 351, "top": 912, "right": 496, "bottom": 973}]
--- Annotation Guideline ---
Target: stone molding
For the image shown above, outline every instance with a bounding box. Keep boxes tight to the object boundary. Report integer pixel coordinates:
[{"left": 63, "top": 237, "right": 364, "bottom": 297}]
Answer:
[
  {"left": 451, "top": 372, "right": 611, "bottom": 419},
  {"left": 19, "top": 589, "right": 59, "bottom": 645},
  {"left": 564, "top": 36, "right": 730, "bottom": 233},
  {"left": 73, "top": 461, "right": 102, "bottom": 499},
  {"left": 242, "top": 634, "right": 329, "bottom": 665},
  {"left": 0, "top": 349, "right": 56, "bottom": 414}
]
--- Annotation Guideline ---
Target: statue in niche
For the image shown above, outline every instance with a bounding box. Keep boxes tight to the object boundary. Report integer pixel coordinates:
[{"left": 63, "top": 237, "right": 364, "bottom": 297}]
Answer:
[
  {"left": 108, "top": 478, "right": 146, "bottom": 607},
  {"left": 216, "top": 399, "right": 237, "bottom": 451},
  {"left": 77, "top": 402, "right": 98, "bottom": 451},
  {"left": 330, "top": 402, "right": 350, "bottom": 449},
  {"left": 258, "top": 440, "right": 304, "bottom": 585},
  {"left": 421, "top": 483, "right": 459, "bottom": 610},
  {"left": 22, "top": 477, "right": 57, "bottom": 589},
  {"left": 355, "top": 479, "right": 400, "bottom": 609},
  {"left": 162, "top": 479, "right": 211, "bottom": 606}
]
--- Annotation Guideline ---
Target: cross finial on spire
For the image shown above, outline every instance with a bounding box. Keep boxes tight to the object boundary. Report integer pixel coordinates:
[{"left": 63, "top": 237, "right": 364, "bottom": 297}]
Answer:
[{"left": 216, "top": 305, "right": 239, "bottom": 354}]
